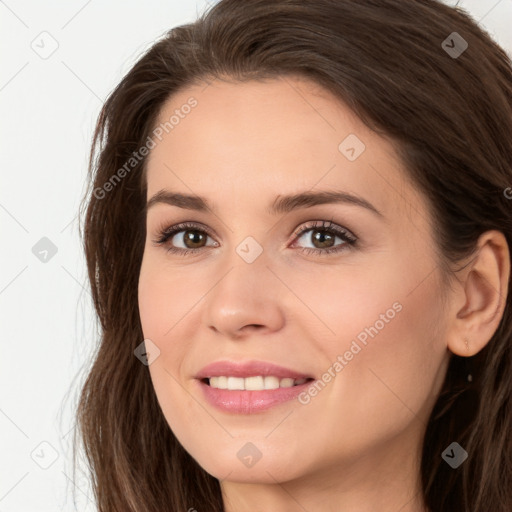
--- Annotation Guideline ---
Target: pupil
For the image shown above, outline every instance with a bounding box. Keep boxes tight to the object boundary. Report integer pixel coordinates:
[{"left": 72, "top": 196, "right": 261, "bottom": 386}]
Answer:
[
  {"left": 313, "top": 230, "right": 334, "bottom": 248},
  {"left": 185, "top": 230, "right": 204, "bottom": 248}
]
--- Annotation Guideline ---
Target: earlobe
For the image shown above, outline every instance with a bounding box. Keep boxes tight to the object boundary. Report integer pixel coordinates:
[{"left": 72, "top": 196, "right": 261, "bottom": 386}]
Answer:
[{"left": 447, "top": 230, "right": 510, "bottom": 358}]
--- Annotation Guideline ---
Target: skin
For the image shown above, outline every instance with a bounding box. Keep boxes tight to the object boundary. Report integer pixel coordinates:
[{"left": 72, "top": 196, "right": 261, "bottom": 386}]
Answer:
[{"left": 137, "top": 76, "right": 510, "bottom": 512}]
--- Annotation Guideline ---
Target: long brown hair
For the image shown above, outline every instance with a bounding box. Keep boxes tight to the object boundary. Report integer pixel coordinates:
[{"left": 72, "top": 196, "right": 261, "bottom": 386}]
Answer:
[{"left": 75, "top": 0, "right": 512, "bottom": 510}]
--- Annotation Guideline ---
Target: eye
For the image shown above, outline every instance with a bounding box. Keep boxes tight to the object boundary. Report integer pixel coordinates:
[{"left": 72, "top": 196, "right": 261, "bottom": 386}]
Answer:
[
  {"left": 152, "top": 219, "right": 357, "bottom": 257},
  {"left": 152, "top": 221, "right": 218, "bottom": 256},
  {"left": 290, "top": 219, "right": 357, "bottom": 256}
]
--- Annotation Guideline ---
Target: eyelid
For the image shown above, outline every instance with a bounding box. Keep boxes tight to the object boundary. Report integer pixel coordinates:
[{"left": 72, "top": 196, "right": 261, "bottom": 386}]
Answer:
[
  {"left": 152, "top": 220, "right": 217, "bottom": 245},
  {"left": 291, "top": 219, "right": 357, "bottom": 243}
]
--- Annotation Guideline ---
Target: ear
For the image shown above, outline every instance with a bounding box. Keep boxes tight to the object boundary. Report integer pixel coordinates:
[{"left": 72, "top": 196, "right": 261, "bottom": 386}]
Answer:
[{"left": 445, "top": 230, "right": 510, "bottom": 357}]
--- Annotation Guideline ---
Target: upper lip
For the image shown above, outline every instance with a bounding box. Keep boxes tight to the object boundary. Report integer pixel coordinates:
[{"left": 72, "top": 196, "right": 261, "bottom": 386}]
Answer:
[{"left": 196, "top": 360, "right": 314, "bottom": 380}]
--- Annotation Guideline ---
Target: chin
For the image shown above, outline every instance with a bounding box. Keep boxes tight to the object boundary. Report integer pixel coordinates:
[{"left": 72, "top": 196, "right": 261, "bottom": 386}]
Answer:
[{"left": 181, "top": 437, "right": 308, "bottom": 483}]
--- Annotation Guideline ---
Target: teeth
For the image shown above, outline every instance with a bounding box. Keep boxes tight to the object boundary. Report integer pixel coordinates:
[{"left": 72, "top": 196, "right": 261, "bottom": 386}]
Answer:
[
  {"left": 245, "top": 376, "right": 264, "bottom": 390},
  {"left": 227, "top": 376, "right": 245, "bottom": 390},
  {"left": 208, "top": 376, "right": 308, "bottom": 390},
  {"left": 279, "top": 378, "right": 295, "bottom": 388},
  {"left": 264, "top": 376, "right": 280, "bottom": 389}
]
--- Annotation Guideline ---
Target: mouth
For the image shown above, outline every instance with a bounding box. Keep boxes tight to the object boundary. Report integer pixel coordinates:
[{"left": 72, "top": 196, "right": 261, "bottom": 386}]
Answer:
[
  {"left": 195, "top": 360, "right": 316, "bottom": 412},
  {"left": 197, "top": 375, "right": 316, "bottom": 413},
  {"left": 201, "top": 376, "right": 315, "bottom": 390}
]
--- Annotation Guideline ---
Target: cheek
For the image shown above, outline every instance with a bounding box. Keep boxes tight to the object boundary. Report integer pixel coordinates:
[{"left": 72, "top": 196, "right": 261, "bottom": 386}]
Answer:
[
  {"left": 138, "top": 255, "right": 202, "bottom": 343},
  {"left": 138, "top": 258, "right": 190, "bottom": 385},
  {"left": 138, "top": 276, "right": 170, "bottom": 340},
  {"left": 138, "top": 261, "right": 204, "bottom": 443},
  {"left": 282, "top": 261, "right": 403, "bottom": 345},
  {"left": 295, "top": 254, "right": 447, "bottom": 443},
  {"left": 318, "top": 268, "right": 446, "bottom": 447}
]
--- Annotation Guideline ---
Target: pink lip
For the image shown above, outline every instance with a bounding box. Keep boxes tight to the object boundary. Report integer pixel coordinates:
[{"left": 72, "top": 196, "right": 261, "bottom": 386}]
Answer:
[{"left": 195, "top": 360, "right": 315, "bottom": 414}]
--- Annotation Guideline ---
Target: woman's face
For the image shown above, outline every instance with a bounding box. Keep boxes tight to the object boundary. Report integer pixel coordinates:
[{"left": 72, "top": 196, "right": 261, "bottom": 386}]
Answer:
[{"left": 138, "top": 76, "right": 451, "bottom": 488}]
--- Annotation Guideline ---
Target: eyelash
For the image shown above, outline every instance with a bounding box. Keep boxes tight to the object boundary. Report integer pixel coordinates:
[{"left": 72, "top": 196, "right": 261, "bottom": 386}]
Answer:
[{"left": 152, "top": 219, "right": 358, "bottom": 257}]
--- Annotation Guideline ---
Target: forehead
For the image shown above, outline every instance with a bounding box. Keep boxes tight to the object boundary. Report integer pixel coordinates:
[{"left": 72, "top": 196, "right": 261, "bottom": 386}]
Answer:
[{"left": 144, "top": 76, "right": 425, "bottom": 224}]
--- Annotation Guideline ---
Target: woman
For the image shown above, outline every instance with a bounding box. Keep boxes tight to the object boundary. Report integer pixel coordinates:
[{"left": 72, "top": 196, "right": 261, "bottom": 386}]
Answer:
[{"left": 75, "top": 0, "right": 512, "bottom": 510}]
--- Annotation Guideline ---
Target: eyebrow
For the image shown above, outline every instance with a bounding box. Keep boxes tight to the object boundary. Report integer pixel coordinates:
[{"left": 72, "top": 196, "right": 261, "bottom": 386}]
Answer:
[{"left": 145, "top": 189, "right": 384, "bottom": 218}]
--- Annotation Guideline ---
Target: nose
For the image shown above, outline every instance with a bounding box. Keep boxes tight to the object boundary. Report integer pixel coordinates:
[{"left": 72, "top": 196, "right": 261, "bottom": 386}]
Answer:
[{"left": 202, "top": 251, "right": 286, "bottom": 340}]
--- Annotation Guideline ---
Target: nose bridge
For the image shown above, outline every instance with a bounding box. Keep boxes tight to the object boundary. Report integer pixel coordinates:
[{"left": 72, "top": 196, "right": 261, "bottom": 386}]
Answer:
[
  {"left": 202, "top": 237, "right": 285, "bottom": 336},
  {"left": 215, "top": 237, "right": 273, "bottom": 309}
]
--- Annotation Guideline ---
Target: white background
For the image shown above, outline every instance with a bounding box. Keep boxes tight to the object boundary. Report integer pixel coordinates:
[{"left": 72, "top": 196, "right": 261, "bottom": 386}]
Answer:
[{"left": 1, "top": 1, "right": 511, "bottom": 510}]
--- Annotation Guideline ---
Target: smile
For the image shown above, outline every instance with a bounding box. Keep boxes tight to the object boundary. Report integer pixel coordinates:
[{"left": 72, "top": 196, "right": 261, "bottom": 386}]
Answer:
[{"left": 205, "top": 375, "right": 311, "bottom": 390}]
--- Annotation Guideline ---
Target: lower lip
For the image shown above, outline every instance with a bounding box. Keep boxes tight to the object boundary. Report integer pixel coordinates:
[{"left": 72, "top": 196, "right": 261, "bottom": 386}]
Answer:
[{"left": 197, "top": 379, "right": 314, "bottom": 413}]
